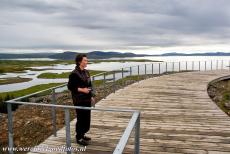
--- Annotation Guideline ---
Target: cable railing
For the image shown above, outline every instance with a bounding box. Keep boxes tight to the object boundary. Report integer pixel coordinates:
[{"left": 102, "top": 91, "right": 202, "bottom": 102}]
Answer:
[{"left": 4, "top": 59, "right": 230, "bottom": 154}]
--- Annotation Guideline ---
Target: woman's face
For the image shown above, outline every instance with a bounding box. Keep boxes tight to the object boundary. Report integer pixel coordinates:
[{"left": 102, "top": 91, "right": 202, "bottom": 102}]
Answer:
[{"left": 80, "top": 57, "right": 88, "bottom": 68}]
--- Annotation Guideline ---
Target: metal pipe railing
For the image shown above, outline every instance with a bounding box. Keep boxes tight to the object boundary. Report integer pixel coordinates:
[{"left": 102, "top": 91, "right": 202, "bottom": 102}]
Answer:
[
  {"left": 51, "top": 89, "right": 57, "bottom": 137},
  {"left": 113, "top": 111, "right": 140, "bottom": 154},
  {"left": 6, "top": 100, "right": 140, "bottom": 154}
]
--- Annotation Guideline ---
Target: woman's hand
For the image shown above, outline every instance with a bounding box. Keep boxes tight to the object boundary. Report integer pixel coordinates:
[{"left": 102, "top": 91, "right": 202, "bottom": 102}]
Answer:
[{"left": 78, "top": 88, "right": 91, "bottom": 94}]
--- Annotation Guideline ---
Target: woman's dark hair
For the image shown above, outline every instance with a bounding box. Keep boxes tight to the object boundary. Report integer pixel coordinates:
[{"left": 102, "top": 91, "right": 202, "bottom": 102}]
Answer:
[{"left": 75, "top": 54, "right": 87, "bottom": 67}]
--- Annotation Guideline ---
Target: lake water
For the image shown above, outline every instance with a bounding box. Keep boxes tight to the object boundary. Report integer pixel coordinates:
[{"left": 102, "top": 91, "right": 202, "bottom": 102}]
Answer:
[{"left": 1, "top": 56, "right": 230, "bottom": 93}]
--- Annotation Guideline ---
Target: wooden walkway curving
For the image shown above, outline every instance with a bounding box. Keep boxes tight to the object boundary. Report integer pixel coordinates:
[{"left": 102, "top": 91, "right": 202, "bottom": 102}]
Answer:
[{"left": 28, "top": 70, "right": 230, "bottom": 154}]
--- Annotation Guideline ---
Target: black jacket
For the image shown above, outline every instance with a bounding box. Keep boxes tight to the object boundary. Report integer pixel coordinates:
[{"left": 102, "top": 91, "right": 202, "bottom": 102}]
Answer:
[{"left": 68, "top": 66, "right": 95, "bottom": 105}]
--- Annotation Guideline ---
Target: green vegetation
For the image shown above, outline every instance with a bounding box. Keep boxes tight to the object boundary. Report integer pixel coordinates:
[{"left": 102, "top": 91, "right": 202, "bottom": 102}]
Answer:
[
  {"left": 92, "top": 80, "right": 104, "bottom": 87},
  {"left": 37, "top": 72, "right": 71, "bottom": 79},
  {"left": 0, "top": 82, "right": 64, "bottom": 99},
  {"left": 0, "top": 60, "right": 74, "bottom": 73},
  {"left": 208, "top": 80, "right": 230, "bottom": 115},
  {"left": 37, "top": 70, "right": 105, "bottom": 79},
  {"left": 116, "top": 75, "right": 143, "bottom": 84},
  {"left": 0, "top": 83, "right": 64, "bottom": 113},
  {"left": 0, "top": 77, "right": 32, "bottom": 85},
  {"left": 223, "top": 93, "right": 230, "bottom": 101},
  {"left": 219, "top": 92, "right": 230, "bottom": 113}
]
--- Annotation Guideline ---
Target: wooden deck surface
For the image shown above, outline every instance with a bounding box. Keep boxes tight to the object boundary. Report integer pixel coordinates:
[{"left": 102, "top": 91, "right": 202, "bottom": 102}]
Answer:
[{"left": 28, "top": 70, "right": 230, "bottom": 154}]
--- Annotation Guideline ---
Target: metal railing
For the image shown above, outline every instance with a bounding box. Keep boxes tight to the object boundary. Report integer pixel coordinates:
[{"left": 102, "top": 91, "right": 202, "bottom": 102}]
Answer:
[
  {"left": 6, "top": 100, "right": 140, "bottom": 154},
  {"left": 4, "top": 59, "right": 230, "bottom": 154},
  {"left": 90, "top": 59, "right": 229, "bottom": 99}
]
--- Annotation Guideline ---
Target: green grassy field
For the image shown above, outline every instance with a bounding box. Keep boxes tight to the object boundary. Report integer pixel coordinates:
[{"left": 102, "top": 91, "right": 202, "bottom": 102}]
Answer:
[
  {"left": 0, "top": 60, "right": 74, "bottom": 73},
  {"left": 37, "top": 72, "right": 71, "bottom": 79},
  {"left": 0, "top": 83, "right": 64, "bottom": 100},
  {"left": 0, "top": 82, "right": 65, "bottom": 113},
  {"left": 37, "top": 70, "right": 105, "bottom": 79},
  {"left": 0, "top": 77, "right": 32, "bottom": 85}
]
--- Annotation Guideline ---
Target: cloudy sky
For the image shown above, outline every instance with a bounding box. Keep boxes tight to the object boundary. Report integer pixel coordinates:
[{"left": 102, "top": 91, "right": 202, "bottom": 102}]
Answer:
[{"left": 0, "top": 0, "right": 230, "bottom": 54}]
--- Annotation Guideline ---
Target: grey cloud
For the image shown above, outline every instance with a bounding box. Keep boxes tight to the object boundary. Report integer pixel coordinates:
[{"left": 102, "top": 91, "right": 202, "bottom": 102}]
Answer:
[{"left": 0, "top": 0, "right": 230, "bottom": 53}]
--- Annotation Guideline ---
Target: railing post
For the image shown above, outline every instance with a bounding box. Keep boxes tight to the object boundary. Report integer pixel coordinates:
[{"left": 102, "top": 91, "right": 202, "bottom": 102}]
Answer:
[
  {"left": 192, "top": 61, "right": 194, "bottom": 71},
  {"left": 92, "top": 76, "right": 95, "bottom": 82},
  {"left": 217, "top": 60, "right": 218, "bottom": 70},
  {"left": 64, "top": 108, "right": 71, "bottom": 154},
  {"left": 152, "top": 63, "right": 154, "bottom": 75},
  {"left": 229, "top": 60, "right": 230, "bottom": 71},
  {"left": 134, "top": 113, "right": 140, "bottom": 154},
  {"left": 211, "top": 60, "right": 213, "bottom": 70},
  {"left": 145, "top": 64, "right": 147, "bottom": 75},
  {"left": 221, "top": 60, "right": 223, "bottom": 69},
  {"left": 186, "top": 61, "right": 188, "bottom": 71},
  {"left": 205, "top": 61, "right": 207, "bottom": 71},
  {"left": 130, "top": 67, "right": 132, "bottom": 76},
  {"left": 121, "top": 68, "right": 124, "bottom": 88},
  {"left": 91, "top": 76, "right": 96, "bottom": 105},
  {"left": 51, "top": 89, "right": 57, "bottom": 137},
  {"left": 179, "top": 62, "right": 181, "bottom": 72},
  {"left": 158, "top": 63, "right": 161, "bottom": 74},
  {"left": 165, "top": 62, "right": 167, "bottom": 72},
  {"left": 7, "top": 103, "right": 14, "bottom": 154},
  {"left": 113, "top": 71, "right": 115, "bottom": 93},
  {"left": 103, "top": 73, "right": 106, "bottom": 98},
  {"left": 199, "top": 61, "right": 201, "bottom": 71},
  {"left": 172, "top": 62, "right": 175, "bottom": 72},
  {"left": 137, "top": 65, "right": 140, "bottom": 81}
]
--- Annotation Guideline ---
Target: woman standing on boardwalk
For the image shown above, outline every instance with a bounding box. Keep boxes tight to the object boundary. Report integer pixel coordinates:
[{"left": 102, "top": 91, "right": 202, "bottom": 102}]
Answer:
[{"left": 67, "top": 54, "right": 96, "bottom": 146}]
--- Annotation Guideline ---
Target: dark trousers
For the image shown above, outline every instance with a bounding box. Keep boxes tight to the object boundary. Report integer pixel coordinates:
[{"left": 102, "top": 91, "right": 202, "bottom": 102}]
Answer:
[{"left": 75, "top": 100, "right": 91, "bottom": 140}]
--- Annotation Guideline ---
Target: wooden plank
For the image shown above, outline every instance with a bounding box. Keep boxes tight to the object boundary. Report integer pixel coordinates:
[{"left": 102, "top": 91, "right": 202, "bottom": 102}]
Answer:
[{"left": 28, "top": 70, "right": 230, "bottom": 153}]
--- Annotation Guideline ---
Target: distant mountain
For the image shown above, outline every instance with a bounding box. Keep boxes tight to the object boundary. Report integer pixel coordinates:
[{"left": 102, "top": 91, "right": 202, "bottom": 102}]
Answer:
[
  {"left": 48, "top": 51, "right": 148, "bottom": 60},
  {"left": 47, "top": 51, "right": 76, "bottom": 60}
]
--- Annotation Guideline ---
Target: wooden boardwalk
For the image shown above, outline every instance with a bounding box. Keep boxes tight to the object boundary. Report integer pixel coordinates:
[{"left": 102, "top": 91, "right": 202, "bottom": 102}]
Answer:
[{"left": 28, "top": 70, "right": 230, "bottom": 154}]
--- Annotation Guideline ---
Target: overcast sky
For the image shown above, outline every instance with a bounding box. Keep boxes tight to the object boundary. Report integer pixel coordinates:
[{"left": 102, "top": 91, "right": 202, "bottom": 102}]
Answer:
[{"left": 0, "top": 0, "right": 230, "bottom": 54}]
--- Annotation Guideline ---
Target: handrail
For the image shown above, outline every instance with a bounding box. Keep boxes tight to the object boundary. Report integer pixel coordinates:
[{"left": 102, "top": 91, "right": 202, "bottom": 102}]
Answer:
[
  {"left": 5, "top": 100, "right": 140, "bottom": 154},
  {"left": 113, "top": 111, "right": 140, "bottom": 154},
  {"left": 6, "top": 100, "right": 139, "bottom": 113}
]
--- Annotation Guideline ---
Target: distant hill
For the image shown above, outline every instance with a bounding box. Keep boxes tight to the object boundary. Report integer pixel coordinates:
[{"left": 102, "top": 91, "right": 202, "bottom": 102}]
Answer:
[
  {"left": 1, "top": 51, "right": 230, "bottom": 60},
  {"left": 0, "top": 51, "right": 149, "bottom": 60},
  {"left": 48, "top": 51, "right": 148, "bottom": 60}
]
